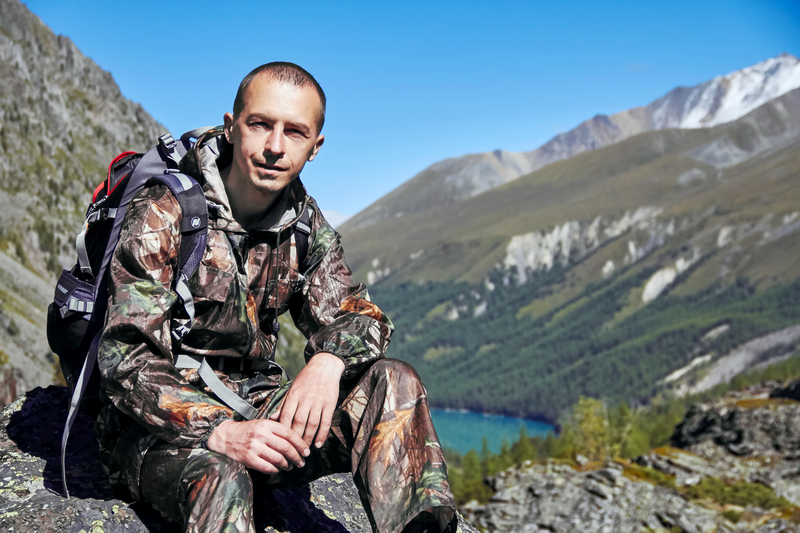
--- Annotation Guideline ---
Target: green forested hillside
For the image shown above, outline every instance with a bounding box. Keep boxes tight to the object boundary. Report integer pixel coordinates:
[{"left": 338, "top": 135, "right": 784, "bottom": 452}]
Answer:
[
  {"left": 372, "top": 265, "right": 800, "bottom": 421},
  {"left": 351, "top": 89, "right": 800, "bottom": 421}
]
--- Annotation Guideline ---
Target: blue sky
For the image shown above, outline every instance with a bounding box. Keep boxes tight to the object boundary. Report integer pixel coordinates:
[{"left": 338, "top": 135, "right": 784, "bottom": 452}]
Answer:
[{"left": 24, "top": 0, "right": 800, "bottom": 222}]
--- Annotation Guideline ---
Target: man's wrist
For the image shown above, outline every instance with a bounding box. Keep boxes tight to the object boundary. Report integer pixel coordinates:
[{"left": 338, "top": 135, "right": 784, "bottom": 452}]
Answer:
[
  {"left": 206, "top": 419, "right": 234, "bottom": 454},
  {"left": 309, "top": 351, "right": 345, "bottom": 378}
]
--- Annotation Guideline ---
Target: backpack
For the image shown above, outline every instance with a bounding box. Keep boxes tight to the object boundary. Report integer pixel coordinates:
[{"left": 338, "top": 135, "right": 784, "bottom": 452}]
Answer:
[{"left": 47, "top": 127, "right": 312, "bottom": 497}]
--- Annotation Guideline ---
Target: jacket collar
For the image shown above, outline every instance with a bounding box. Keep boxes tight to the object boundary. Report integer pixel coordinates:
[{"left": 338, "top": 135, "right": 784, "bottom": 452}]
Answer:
[{"left": 179, "top": 127, "right": 309, "bottom": 234}]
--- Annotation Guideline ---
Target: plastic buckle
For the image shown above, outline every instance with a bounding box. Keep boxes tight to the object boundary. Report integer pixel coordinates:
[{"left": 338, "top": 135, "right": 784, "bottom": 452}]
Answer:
[
  {"left": 171, "top": 325, "right": 190, "bottom": 343},
  {"left": 159, "top": 133, "right": 177, "bottom": 151}
]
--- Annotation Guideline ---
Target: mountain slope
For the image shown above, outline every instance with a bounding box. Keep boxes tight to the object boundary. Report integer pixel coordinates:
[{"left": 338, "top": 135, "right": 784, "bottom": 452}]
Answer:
[
  {"left": 0, "top": 0, "right": 166, "bottom": 395},
  {"left": 344, "top": 86, "right": 800, "bottom": 286},
  {"left": 351, "top": 88, "right": 800, "bottom": 420},
  {"left": 342, "top": 53, "right": 800, "bottom": 232}
]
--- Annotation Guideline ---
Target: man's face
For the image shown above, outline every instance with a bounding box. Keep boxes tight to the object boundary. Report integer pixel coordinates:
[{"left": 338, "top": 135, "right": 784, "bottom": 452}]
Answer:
[{"left": 223, "top": 75, "right": 324, "bottom": 199}]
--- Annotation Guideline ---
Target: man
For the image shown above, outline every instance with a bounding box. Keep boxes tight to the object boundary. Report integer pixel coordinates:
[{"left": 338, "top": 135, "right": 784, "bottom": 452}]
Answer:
[{"left": 95, "top": 62, "right": 455, "bottom": 533}]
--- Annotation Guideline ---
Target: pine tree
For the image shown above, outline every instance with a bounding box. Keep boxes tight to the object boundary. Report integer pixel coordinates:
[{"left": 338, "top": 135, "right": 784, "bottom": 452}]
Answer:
[
  {"left": 512, "top": 426, "right": 537, "bottom": 464},
  {"left": 498, "top": 438, "right": 514, "bottom": 472}
]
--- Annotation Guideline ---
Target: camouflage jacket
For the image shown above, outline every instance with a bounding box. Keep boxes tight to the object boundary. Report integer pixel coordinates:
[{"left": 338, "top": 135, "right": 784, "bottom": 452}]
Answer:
[{"left": 95, "top": 128, "right": 393, "bottom": 499}]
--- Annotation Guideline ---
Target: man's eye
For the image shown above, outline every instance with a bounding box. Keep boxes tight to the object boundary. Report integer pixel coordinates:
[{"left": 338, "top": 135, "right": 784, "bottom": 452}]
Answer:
[{"left": 286, "top": 128, "right": 307, "bottom": 138}]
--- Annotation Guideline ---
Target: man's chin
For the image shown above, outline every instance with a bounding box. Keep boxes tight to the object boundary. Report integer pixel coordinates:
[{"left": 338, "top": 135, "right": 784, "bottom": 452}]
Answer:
[{"left": 252, "top": 175, "right": 296, "bottom": 194}]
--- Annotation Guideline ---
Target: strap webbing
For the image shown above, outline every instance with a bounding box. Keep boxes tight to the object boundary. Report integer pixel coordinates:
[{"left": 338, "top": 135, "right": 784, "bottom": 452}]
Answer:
[
  {"left": 75, "top": 221, "right": 92, "bottom": 276},
  {"left": 61, "top": 331, "right": 102, "bottom": 497},
  {"left": 158, "top": 134, "right": 182, "bottom": 169},
  {"left": 295, "top": 206, "right": 312, "bottom": 274},
  {"left": 196, "top": 358, "right": 257, "bottom": 420},
  {"left": 180, "top": 126, "right": 214, "bottom": 142}
]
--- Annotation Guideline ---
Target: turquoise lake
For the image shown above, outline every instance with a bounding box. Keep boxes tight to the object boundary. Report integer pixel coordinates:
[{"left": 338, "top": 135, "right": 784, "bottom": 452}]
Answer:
[{"left": 430, "top": 408, "right": 556, "bottom": 454}]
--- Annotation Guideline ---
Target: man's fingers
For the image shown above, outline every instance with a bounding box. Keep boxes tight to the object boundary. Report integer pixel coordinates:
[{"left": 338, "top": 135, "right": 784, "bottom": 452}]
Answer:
[
  {"left": 248, "top": 453, "right": 280, "bottom": 474},
  {"left": 269, "top": 404, "right": 282, "bottom": 421},
  {"left": 303, "top": 406, "right": 322, "bottom": 447},
  {"left": 315, "top": 405, "right": 333, "bottom": 449},
  {"left": 268, "top": 429, "right": 307, "bottom": 467},
  {"left": 291, "top": 405, "right": 312, "bottom": 445},
  {"left": 257, "top": 444, "right": 292, "bottom": 471},
  {"left": 278, "top": 395, "right": 298, "bottom": 427},
  {"left": 273, "top": 422, "right": 312, "bottom": 459}
]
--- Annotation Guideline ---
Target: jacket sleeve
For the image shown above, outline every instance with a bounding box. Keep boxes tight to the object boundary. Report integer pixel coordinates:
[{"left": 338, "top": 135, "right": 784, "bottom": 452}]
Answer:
[
  {"left": 97, "top": 186, "right": 234, "bottom": 447},
  {"left": 290, "top": 203, "right": 394, "bottom": 379}
]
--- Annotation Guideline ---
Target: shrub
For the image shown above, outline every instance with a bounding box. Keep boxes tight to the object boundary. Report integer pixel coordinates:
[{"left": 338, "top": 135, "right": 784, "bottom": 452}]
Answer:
[
  {"left": 721, "top": 510, "right": 743, "bottom": 523},
  {"left": 682, "top": 477, "right": 791, "bottom": 510}
]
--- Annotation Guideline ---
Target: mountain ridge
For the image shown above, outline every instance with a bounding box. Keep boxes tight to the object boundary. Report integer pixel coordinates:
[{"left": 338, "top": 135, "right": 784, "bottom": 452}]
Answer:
[
  {"left": 342, "top": 53, "right": 800, "bottom": 232},
  {"left": 350, "top": 84, "right": 800, "bottom": 420}
]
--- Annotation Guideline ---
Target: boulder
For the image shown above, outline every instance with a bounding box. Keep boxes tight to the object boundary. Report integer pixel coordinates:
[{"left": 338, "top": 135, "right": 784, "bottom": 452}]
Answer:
[
  {"left": 0, "top": 386, "right": 476, "bottom": 533},
  {"left": 467, "top": 459, "right": 725, "bottom": 533},
  {"left": 672, "top": 384, "right": 800, "bottom": 456}
]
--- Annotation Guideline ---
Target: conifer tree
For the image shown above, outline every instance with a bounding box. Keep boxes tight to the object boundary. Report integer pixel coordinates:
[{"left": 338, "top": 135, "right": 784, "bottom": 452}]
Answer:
[{"left": 512, "top": 426, "right": 537, "bottom": 464}]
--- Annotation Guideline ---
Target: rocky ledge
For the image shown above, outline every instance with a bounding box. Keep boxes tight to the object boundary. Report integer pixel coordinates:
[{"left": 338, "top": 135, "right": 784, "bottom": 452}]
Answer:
[
  {"left": 465, "top": 380, "right": 800, "bottom": 532},
  {"left": 0, "top": 386, "right": 476, "bottom": 533}
]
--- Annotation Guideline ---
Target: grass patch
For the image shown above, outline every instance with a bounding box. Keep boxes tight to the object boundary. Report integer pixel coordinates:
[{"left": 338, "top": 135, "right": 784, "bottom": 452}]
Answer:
[
  {"left": 619, "top": 461, "right": 677, "bottom": 490},
  {"left": 0, "top": 286, "right": 39, "bottom": 324},
  {"left": 477, "top": 343, "right": 497, "bottom": 355},
  {"left": 721, "top": 509, "right": 743, "bottom": 523},
  {"left": 423, "top": 346, "right": 463, "bottom": 362},
  {"left": 681, "top": 477, "right": 792, "bottom": 510},
  {"left": 604, "top": 283, "right": 646, "bottom": 329},
  {"left": 735, "top": 398, "right": 798, "bottom": 409},
  {"left": 425, "top": 302, "right": 450, "bottom": 320}
]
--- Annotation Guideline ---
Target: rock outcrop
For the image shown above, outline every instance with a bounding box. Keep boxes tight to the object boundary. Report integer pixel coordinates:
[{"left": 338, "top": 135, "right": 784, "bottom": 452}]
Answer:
[
  {"left": 0, "top": 0, "right": 168, "bottom": 397},
  {"left": 0, "top": 386, "right": 476, "bottom": 533},
  {"left": 465, "top": 380, "right": 800, "bottom": 532}
]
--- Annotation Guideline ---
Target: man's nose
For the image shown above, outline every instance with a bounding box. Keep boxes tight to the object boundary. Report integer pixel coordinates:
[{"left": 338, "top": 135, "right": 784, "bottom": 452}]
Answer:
[{"left": 264, "top": 127, "right": 285, "bottom": 155}]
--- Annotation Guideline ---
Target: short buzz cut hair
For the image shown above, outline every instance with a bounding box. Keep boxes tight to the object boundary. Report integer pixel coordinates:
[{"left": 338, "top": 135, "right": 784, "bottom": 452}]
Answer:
[{"left": 232, "top": 61, "right": 327, "bottom": 133}]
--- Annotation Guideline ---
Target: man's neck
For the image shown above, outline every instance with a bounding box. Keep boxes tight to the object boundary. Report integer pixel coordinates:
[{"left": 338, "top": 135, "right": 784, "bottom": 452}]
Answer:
[{"left": 220, "top": 164, "right": 280, "bottom": 231}]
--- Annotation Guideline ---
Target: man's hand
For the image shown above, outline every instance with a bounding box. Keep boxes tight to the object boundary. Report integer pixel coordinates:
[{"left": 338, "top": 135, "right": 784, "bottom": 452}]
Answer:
[
  {"left": 207, "top": 419, "right": 310, "bottom": 474},
  {"left": 271, "top": 352, "right": 345, "bottom": 448}
]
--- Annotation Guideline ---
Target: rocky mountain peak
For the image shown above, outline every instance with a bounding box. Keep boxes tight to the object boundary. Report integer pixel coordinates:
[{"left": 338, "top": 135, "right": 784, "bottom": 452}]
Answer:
[
  {"left": 341, "top": 53, "right": 800, "bottom": 232},
  {"left": 648, "top": 52, "right": 800, "bottom": 130}
]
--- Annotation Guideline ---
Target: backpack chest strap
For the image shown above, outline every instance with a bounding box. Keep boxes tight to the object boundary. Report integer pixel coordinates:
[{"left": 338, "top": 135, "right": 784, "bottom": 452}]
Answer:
[{"left": 173, "top": 354, "right": 258, "bottom": 420}]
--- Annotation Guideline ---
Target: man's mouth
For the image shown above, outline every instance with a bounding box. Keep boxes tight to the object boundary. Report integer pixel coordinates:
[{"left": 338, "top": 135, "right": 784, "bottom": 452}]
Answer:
[{"left": 255, "top": 162, "right": 286, "bottom": 172}]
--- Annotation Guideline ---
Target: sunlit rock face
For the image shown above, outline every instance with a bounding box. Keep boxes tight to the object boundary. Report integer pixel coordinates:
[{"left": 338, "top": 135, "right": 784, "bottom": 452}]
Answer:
[{"left": 502, "top": 207, "right": 667, "bottom": 284}]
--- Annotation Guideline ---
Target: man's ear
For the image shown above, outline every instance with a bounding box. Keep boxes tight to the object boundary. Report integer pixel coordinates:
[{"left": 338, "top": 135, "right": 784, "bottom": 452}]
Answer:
[
  {"left": 307, "top": 135, "right": 325, "bottom": 162},
  {"left": 223, "top": 112, "right": 235, "bottom": 143}
]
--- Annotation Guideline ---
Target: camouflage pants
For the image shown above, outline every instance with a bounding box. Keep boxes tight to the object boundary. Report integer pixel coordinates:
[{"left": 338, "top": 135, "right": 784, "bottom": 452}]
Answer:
[{"left": 139, "top": 359, "right": 455, "bottom": 533}]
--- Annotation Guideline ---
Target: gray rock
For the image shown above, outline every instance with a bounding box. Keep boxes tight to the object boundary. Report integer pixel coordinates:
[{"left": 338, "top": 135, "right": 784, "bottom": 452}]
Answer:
[
  {"left": 0, "top": 386, "right": 476, "bottom": 533},
  {"left": 470, "top": 460, "right": 724, "bottom": 533},
  {"left": 467, "top": 382, "right": 800, "bottom": 533},
  {"left": 672, "top": 393, "right": 800, "bottom": 456}
]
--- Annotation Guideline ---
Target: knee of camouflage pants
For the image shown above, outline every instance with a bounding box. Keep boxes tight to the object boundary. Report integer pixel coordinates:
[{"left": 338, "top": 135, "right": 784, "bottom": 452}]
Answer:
[
  {"left": 370, "top": 358, "right": 422, "bottom": 384},
  {"left": 344, "top": 358, "right": 455, "bottom": 533},
  {"left": 141, "top": 445, "right": 254, "bottom": 533}
]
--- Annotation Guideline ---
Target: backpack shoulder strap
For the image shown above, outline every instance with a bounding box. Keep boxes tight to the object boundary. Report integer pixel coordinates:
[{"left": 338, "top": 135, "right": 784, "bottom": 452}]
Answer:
[
  {"left": 145, "top": 172, "right": 208, "bottom": 343},
  {"left": 61, "top": 136, "right": 209, "bottom": 499},
  {"left": 294, "top": 205, "right": 312, "bottom": 274}
]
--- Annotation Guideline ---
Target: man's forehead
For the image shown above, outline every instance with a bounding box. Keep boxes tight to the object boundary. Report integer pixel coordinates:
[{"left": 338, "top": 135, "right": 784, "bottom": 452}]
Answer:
[
  {"left": 243, "top": 75, "right": 322, "bottom": 111},
  {"left": 240, "top": 74, "right": 324, "bottom": 131}
]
